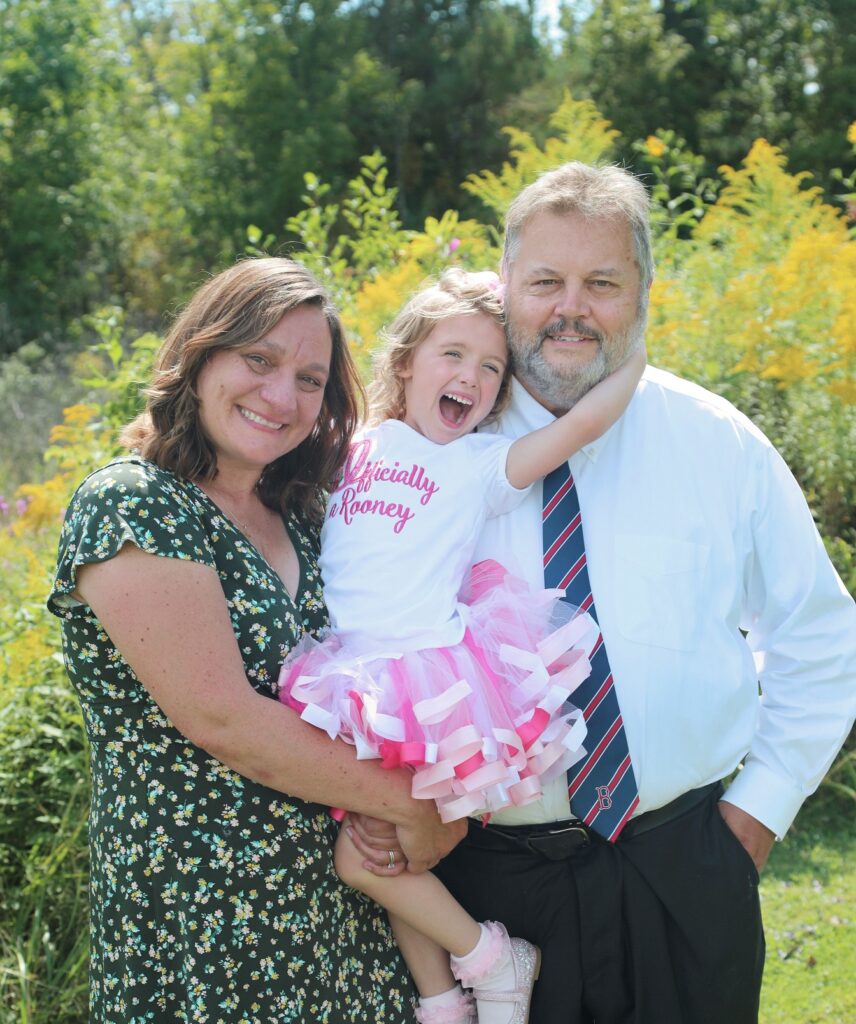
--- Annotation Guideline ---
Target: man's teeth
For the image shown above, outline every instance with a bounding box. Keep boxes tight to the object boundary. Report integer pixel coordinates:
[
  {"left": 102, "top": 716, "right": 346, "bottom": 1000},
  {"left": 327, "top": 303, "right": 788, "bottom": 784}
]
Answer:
[
  {"left": 443, "top": 394, "right": 473, "bottom": 406},
  {"left": 240, "top": 407, "right": 282, "bottom": 429}
]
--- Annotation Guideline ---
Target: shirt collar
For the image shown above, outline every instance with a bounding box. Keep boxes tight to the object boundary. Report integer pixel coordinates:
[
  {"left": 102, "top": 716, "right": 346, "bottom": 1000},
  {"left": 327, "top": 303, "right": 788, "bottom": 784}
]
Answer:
[{"left": 508, "top": 377, "right": 622, "bottom": 465}]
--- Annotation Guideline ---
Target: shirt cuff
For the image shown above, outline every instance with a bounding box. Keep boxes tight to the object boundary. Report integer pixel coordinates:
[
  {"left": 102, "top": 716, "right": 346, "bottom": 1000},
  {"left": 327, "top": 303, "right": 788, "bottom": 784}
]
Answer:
[{"left": 721, "top": 760, "right": 805, "bottom": 839}]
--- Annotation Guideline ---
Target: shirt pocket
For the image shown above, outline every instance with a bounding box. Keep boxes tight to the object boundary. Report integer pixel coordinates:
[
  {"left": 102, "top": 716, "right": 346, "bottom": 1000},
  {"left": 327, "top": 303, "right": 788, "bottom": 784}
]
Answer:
[{"left": 612, "top": 534, "right": 710, "bottom": 651}]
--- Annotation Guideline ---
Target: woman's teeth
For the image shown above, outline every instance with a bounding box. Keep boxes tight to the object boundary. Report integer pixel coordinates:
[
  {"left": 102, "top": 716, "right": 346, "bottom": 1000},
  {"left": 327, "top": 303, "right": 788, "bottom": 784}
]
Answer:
[{"left": 239, "top": 407, "right": 282, "bottom": 429}]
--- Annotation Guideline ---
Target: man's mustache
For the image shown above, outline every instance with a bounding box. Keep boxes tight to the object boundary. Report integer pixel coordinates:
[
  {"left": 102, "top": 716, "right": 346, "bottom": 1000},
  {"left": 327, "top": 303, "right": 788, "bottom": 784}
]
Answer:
[{"left": 536, "top": 318, "right": 605, "bottom": 348}]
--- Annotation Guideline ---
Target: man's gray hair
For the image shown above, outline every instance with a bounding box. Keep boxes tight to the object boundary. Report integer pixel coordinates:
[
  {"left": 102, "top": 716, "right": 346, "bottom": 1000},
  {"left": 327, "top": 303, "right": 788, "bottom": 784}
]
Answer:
[{"left": 502, "top": 163, "right": 654, "bottom": 289}]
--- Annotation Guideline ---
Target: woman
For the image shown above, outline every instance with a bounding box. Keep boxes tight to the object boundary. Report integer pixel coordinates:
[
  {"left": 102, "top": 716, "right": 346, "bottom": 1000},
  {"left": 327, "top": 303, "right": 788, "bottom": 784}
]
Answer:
[{"left": 48, "top": 258, "right": 463, "bottom": 1023}]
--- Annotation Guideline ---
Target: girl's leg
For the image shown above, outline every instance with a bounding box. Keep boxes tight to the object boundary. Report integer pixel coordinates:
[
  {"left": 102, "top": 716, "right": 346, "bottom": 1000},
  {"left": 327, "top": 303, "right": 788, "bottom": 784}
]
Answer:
[
  {"left": 334, "top": 825, "right": 540, "bottom": 1024},
  {"left": 335, "top": 828, "right": 475, "bottom": 1020},
  {"left": 334, "top": 823, "right": 480, "bottom": 959}
]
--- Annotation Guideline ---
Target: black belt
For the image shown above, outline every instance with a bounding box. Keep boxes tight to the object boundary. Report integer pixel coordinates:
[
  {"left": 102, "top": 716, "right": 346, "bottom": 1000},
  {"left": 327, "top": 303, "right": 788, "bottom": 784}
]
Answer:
[{"left": 479, "top": 781, "right": 721, "bottom": 861}]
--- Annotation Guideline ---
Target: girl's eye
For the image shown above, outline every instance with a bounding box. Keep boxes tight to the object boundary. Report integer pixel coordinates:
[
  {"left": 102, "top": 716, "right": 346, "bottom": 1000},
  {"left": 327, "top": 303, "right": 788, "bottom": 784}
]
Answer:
[
  {"left": 444, "top": 350, "right": 462, "bottom": 359},
  {"left": 484, "top": 364, "right": 501, "bottom": 375}
]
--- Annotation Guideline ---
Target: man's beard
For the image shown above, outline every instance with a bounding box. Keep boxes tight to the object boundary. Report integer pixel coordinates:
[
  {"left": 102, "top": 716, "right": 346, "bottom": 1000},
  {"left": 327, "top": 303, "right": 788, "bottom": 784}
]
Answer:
[{"left": 506, "top": 311, "right": 646, "bottom": 412}]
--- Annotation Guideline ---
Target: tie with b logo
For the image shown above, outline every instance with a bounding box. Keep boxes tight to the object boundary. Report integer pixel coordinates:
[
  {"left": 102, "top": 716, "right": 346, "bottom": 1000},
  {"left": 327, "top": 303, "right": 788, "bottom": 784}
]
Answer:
[{"left": 543, "top": 462, "right": 639, "bottom": 840}]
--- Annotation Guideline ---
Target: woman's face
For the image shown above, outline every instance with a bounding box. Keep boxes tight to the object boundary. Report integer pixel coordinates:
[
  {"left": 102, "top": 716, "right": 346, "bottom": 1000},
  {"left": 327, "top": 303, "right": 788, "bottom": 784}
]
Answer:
[{"left": 196, "top": 304, "right": 333, "bottom": 483}]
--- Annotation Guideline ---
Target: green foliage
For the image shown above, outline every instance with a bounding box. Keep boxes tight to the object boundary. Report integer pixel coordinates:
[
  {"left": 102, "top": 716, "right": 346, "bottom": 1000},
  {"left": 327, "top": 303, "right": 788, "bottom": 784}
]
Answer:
[
  {"left": 0, "top": 0, "right": 131, "bottom": 353},
  {"left": 2, "top": 1, "right": 855, "bottom": 354},
  {"left": 1, "top": 91, "right": 854, "bottom": 1023},
  {"left": 463, "top": 92, "right": 621, "bottom": 224}
]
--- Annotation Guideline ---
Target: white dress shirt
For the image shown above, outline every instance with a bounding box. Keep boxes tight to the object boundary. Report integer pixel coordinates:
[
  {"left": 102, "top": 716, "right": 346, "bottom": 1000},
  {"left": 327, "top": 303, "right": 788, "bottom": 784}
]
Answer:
[{"left": 480, "top": 367, "right": 856, "bottom": 837}]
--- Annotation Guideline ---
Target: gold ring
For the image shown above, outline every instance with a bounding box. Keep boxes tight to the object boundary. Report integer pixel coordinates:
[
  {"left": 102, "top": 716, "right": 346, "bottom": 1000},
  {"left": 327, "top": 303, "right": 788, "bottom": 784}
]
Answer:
[{"left": 387, "top": 849, "right": 396, "bottom": 869}]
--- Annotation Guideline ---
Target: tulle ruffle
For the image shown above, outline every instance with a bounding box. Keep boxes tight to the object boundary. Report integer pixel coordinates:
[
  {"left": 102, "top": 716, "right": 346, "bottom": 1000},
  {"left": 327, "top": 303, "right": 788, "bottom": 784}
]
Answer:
[{"left": 279, "top": 559, "right": 595, "bottom": 821}]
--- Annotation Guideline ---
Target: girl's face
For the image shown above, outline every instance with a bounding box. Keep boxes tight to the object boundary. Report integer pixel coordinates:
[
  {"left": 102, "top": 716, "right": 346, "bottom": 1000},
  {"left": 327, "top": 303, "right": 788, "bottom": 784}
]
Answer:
[{"left": 400, "top": 313, "right": 507, "bottom": 445}]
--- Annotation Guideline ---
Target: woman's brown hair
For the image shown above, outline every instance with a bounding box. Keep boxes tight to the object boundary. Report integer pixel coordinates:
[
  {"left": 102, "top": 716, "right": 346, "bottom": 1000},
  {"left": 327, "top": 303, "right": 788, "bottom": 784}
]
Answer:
[{"left": 121, "top": 258, "right": 364, "bottom": 521}]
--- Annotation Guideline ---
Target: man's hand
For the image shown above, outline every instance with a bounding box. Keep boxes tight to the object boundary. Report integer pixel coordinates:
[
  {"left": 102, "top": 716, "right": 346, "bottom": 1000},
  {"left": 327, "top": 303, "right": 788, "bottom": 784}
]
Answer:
[
  {"left": 718, "top": 800, "right": 776, "bottom": 874},
  {"left": 397, "top": 813, "right": 467, "bottom": 875}
]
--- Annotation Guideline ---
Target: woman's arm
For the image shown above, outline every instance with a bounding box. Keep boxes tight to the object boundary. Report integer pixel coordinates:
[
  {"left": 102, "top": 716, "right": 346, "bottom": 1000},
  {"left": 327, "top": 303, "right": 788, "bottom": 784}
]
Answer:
[
  {"left": 506, "top": 348, "right": 646, "bottom": 489},
  {"left": 75, "top": 544, "right": 464, "bottom": 870}
]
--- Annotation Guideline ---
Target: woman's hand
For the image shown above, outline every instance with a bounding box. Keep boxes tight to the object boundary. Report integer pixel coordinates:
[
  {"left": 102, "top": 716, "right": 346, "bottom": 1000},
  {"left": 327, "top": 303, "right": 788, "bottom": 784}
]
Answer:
[{"left": 345, "top": 814, "right": 408, "bottom": 876}]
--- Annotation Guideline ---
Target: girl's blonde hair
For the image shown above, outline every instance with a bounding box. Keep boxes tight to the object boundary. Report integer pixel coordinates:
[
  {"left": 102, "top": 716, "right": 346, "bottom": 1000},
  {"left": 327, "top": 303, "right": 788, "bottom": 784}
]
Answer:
[{"left": 366, "top": 268, "right": 511, "bottom": 426}]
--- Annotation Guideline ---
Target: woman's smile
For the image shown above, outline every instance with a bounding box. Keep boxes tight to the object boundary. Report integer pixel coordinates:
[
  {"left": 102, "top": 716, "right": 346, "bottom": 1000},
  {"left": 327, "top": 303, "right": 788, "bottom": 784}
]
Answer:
[{"left": 196, "top": 304, "right": 332, "bottom": 482}]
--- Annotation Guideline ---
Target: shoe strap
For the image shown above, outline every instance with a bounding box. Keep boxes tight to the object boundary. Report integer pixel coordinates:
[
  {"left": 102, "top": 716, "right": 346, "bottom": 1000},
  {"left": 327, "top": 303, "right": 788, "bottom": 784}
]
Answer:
[{"left": 474, "top": 989, "right": 524, "bottom": 1002}]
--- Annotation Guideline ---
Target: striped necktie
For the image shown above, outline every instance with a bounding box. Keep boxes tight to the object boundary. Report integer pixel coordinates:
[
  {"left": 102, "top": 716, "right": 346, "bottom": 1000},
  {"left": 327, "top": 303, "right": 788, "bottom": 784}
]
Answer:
[{"left": 542, "top": 462, "right": 639, "bottom": 840}]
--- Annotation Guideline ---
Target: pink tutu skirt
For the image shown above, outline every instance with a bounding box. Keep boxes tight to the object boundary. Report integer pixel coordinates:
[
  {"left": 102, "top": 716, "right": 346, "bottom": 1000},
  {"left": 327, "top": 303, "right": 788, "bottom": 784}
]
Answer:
[{"left": 278, "top": 560, "right": 595, "bottom": 822}]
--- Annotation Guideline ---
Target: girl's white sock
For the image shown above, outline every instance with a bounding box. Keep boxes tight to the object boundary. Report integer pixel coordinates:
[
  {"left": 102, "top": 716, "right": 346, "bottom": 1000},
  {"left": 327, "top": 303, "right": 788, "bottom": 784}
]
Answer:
[
  {"left": 420, "top": 986, "right": 467, "bottom": 1009},
  {"left": 453, "top": 921, "right": 492, "bottom": 965},
  {"left": 415, "top": 983, "right": 474, "bottom": 1023}
]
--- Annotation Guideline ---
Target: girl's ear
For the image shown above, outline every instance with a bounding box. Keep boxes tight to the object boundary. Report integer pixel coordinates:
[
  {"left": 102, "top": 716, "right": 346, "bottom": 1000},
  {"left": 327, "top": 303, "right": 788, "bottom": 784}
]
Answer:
[{"left": 397, "top": 356, "right": 414, "bottom": 380}]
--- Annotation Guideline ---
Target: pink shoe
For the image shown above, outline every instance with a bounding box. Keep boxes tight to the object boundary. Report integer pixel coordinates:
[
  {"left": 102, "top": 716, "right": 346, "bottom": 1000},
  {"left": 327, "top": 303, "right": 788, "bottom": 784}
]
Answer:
[
  {"left": 414, "top": 987, "right": 476, "bottom": 1023},
  {"left": 450, "top": 921, "right": 541, "bottom": 1024}
]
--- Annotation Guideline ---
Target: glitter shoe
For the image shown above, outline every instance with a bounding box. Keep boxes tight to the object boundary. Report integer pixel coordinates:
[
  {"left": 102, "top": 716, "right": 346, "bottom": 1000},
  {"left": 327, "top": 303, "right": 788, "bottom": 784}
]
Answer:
[{"left": 451, "top": 921, "right": 541, "bottom": 1024}]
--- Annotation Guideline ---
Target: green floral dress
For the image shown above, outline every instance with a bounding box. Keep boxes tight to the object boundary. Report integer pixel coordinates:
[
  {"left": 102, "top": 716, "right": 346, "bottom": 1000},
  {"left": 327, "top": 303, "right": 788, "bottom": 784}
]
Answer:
[{"left": 48, "top": 457, "right": 414, "bottom": 1024}]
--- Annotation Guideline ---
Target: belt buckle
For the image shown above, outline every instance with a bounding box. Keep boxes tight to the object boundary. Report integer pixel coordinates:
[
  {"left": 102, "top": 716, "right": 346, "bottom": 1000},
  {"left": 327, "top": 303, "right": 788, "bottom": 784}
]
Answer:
[{"left": 529, "top": 822, "right": 590, "bottom": 860}]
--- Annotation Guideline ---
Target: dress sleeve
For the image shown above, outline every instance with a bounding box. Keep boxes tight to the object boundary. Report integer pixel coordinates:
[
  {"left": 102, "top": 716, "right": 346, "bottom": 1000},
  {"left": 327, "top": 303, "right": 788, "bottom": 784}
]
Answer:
[
  {"left": 48, "top": 458, "right": 217, "bottom": 616},
  {"left": 469, "top": 433, "right": 532, "bottom": 517}
]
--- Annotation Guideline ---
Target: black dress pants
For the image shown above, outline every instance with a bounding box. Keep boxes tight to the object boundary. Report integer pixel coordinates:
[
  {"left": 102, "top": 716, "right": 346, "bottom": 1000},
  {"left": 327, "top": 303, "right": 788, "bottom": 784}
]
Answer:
[{"left": 433, "top": 785, "right": 764, "bottom": 1024}]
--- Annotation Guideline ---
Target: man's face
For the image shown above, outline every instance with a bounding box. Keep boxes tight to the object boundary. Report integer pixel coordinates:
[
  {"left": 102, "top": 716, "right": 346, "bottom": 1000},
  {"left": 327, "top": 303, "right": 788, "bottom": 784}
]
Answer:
[{"left": 504, "top": 210, "right": 646, "bottom": 413}]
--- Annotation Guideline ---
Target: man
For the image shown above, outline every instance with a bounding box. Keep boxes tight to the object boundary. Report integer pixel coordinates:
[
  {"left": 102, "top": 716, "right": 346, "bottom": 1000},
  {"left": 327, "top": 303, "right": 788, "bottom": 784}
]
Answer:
[{"left": 432, "top": 162, "right": 856, "bottom": 1024}]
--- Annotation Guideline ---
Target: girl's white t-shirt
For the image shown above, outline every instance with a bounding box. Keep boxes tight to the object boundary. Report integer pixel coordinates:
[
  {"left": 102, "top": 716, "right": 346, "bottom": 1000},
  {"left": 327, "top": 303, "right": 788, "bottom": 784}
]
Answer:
[{"left": 320, "top": 419, "right": 529, "bottom": 651}]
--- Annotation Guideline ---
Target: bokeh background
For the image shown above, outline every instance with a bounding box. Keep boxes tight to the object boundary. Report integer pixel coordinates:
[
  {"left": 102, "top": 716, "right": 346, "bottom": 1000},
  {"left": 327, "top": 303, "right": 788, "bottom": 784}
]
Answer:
[{"left": 0, "top": 2, "right": 853, "bottom": 1020}]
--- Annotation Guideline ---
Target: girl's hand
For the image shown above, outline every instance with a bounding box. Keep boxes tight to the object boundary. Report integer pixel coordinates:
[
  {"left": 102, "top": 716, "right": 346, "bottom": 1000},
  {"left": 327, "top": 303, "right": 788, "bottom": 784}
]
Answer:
[
  {"left": 346, "top": 814, "right": 408, "bottom": 876},
  {"left": 505, "top": 344, "right": 647, "bottom": 490}
]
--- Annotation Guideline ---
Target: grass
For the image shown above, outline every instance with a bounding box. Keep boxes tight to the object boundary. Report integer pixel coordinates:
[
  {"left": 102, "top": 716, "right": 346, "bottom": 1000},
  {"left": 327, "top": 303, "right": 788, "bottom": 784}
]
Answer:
[{"left": 760, "top": 797, "right": 856, "bottom": 1023}]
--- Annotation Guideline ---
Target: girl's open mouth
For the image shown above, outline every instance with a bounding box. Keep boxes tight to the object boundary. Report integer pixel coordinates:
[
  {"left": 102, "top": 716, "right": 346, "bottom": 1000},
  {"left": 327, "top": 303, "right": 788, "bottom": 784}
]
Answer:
[{"left": 439, "top": 392, "right": 473, "bottom": 426}]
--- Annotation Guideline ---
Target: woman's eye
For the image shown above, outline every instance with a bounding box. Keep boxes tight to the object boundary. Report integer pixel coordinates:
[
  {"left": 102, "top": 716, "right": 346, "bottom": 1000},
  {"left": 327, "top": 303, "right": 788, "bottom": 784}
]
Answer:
[
  {"left": 299, "top": 376, "right": 323, "bottom": 390},
  {"left": 245, "top": 353, "right": 268, "bottom": 368}
]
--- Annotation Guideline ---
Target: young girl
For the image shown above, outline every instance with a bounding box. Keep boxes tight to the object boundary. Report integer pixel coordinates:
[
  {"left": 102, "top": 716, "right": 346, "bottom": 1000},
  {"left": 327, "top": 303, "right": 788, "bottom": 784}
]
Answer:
[{"left": 279, "top": 269, "right": 643, "bottom": 1024}]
